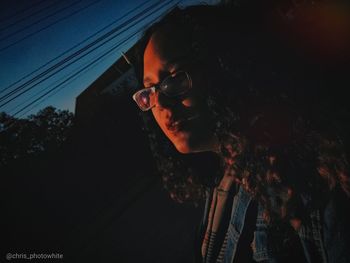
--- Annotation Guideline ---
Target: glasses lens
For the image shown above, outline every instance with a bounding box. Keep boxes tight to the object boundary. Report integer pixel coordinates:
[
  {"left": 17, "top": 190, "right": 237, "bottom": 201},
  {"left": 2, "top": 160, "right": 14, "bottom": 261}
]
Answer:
[
  {"left": 133, "top": 87, "right": 155, "bottom": 111},
  {"left": 160, "top": 71, "right": 191, "bottom": 96}
]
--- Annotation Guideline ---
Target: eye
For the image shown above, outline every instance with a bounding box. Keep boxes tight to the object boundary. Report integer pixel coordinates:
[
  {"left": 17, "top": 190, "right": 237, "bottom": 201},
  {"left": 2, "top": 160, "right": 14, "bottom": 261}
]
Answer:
[
  {"left": 133, "top": 87, "right": 156, "bottom": 111},
  {"left": 141, "top": 94, "right": 149, "bottom": 105},
  {"left": 160, "top": 71, "right": 191, "bottom": 96}
]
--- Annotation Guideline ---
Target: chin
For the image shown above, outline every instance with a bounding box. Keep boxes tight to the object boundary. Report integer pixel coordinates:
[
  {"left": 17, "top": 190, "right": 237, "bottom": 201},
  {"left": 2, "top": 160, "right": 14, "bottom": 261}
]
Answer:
[
  {"left": 169, "top": 131, "right": 214, "bottom": 154},
  {"left": 173, "top": 137, "right": 218, "bottom": 154},
  {"left": 172, "top": 139, "right": 207, "bottom": 154},
  {"left": 174, "top": 142, "right": 192, "bottom": 154}
]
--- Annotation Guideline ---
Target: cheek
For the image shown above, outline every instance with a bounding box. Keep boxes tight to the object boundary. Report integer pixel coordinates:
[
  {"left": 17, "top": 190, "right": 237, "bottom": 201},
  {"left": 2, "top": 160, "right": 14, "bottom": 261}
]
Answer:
[
  {"left": 152, "top": 108, "right": 179, "bottom": 144},
  {"left": 181, "top": 97, "right": 196, "bottom": 107},
  {"left": 152, "top": 108, "right": 169, "bottom": 134},
  {"left": 152, "top": 108, "right": 163, "bottom": 127},
  {"left": 180, "top": 89, "right": 204, "bottom": 111},
  {"left": 182, "top": 86, "right": 207, "bottom": 110}
]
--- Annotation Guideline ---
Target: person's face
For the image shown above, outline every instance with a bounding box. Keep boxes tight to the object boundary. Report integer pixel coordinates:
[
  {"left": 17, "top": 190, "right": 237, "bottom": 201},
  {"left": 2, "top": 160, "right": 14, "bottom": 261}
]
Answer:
[{"left": 143, "top": 29, "right": 218, "bottom": 153}]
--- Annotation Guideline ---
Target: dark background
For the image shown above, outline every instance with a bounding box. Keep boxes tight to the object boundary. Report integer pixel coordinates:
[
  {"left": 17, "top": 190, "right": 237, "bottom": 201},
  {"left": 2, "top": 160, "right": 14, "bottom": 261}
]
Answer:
[{"left": 2, "top": 91, "right": 204, "bottom": 263}]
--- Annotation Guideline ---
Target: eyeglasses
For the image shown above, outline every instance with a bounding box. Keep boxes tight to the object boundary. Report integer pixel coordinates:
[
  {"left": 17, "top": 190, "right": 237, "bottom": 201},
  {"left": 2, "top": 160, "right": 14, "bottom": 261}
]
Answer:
[{"left": 132, "top": 71, "right": 192, "bottom": 111}]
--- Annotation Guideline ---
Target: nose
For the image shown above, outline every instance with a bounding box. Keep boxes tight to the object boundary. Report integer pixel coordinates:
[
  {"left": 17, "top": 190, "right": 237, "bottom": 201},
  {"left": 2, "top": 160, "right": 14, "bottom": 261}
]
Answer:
[{"left": 155, "top": 91, "right": 178, "bottom": 110}]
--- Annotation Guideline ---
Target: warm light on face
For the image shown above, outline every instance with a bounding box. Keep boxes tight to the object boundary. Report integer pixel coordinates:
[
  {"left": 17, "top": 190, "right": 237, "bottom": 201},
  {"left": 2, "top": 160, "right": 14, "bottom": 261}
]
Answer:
[
  {"left": 132, "top": 71, "right": 192, "bottom": 112},
  {"left": 142, "top": 33, "right": 218, "bottom": 153}
]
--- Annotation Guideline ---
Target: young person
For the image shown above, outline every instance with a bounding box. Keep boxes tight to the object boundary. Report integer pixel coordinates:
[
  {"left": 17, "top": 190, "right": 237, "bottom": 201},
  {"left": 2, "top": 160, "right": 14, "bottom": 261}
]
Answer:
[{"left": 132, "top": 3, "right": 350, "bottom": 262}]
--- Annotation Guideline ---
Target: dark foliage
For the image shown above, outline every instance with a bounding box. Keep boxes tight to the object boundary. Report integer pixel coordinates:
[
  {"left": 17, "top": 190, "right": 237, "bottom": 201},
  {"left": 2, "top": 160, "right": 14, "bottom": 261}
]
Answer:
[{"left": 0, "top": 106, "right": 74, "bottom": 167}]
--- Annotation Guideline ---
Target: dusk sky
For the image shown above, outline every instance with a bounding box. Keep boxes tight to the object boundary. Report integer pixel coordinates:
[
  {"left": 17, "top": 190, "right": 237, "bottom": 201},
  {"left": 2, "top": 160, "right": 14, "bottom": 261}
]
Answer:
[{"left": 0, "top": 0, "right": 219, "bottom": 117}]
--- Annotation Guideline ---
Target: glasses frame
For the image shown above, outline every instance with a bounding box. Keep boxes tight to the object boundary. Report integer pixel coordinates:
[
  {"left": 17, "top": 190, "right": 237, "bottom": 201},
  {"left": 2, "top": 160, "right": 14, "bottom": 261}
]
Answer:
[{"left": 132, "top": 71, "right": 192, "bottom": 112}]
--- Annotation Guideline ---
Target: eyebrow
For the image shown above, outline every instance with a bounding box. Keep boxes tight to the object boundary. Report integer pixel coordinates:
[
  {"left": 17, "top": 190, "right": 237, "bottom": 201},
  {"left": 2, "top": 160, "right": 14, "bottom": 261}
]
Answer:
[{"left": 142, "top": 57, "right": 190, "bottom": 86}]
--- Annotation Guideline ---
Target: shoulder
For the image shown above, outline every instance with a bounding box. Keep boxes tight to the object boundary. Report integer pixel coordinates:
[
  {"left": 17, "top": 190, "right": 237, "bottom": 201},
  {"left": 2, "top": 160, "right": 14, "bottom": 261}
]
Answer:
[
  {"left": 322, "top": 187, "right": 350, "bottom": 234},
  {"left": 322, "top": 187, "right": 350, "bottom": 263}
]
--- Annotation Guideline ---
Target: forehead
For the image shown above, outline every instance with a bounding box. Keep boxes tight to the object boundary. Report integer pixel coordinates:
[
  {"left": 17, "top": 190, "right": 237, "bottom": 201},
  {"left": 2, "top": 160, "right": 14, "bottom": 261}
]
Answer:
[{"left": 143, "top": 25, "right": 192, "bottom": 69}]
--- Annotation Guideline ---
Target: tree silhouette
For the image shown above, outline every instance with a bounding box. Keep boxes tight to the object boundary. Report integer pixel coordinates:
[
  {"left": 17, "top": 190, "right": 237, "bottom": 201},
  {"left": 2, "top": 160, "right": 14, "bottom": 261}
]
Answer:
[{"left": 0, "top": 106, "right": 74, "bottom": 167}]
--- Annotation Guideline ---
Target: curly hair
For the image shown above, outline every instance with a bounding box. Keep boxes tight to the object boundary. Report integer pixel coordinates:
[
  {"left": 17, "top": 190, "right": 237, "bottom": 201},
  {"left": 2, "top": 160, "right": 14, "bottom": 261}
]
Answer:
[{"left": 134, "top": 2, "right": 350, "bottom": 222}]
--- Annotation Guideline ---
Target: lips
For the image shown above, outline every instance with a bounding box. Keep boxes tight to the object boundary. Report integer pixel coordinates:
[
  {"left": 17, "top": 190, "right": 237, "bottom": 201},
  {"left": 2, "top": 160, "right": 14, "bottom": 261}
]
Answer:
[
  {"left": 166, "top": 114, "right": 199, "bottom": 132},
  {"left": 166, "top": 119, "right": 184, "bottom": 132}
]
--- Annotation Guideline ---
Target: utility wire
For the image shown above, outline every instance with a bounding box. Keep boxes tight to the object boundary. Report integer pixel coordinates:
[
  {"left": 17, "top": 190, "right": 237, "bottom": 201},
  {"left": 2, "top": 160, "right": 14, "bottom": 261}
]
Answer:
[
  {"left": 0, "top": 0, "right": 61, "bottom": 33},
  {"left": 1, "top": 0, "right": 178, "bottom": 133},
  {"left": 8, "top": 32, "right": 138, "bottom": 115},
  {"left": 0, "top": 0, "right": 160, "bottom": 103},
  {"left": 0, "top": 0, "right": 46, "bottom": 24},
  {"left": 12, "top": 1, "right": 178, "bottom": 117},
  {"left": 0, "top": 0, "right": 101, "bottom": 52},
  {"left": 0, "top": 0, "right": 83, "bottom": 42},
  {"left": 1, "top": 30, "right": 139, "bottom": 130},
  {"left": 0, "top": 0, "right": 152, "bottom": 95},
  {"left": 16, "top": 33, "right": 140, "bottom": 119},
  {"left": 12, "top": 28, "right": 140, "bottom": 117},
  {"left": 8, "top": 64, "right": 88, "bottom": 114},
  {"left": 0, "top": 0, "right": 165, "bottom": 107}
]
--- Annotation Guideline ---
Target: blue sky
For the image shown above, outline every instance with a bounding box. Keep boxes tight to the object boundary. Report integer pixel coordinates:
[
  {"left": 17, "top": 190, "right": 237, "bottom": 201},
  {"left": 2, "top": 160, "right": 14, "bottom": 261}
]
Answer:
[{"left": 0, "top": 0, "right": 219, "bottom": 117}]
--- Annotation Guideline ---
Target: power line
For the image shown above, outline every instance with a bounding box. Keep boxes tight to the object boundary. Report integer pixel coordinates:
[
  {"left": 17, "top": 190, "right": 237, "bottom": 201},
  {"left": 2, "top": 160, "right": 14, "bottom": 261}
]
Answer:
[
  {"left": 0, "top": 0, "right": 101, "bottom": 52},
  {"left": 0, "top": 1, "right": 179, "bottom": 134},
  {"left": 15, "top": 33, "right": 140, "bottom": 118},
  {"left": 8, "top": 65, "right": 87, "bottom": 115},
  {"left": 0, "top": 0, "right": 165, "bottom": 107},
  {"left": 0, "top": 0, "right": 152, "bottom": 95},
  {"left": 0, "top": 0, "right": 61, "bottom": 33},
  {"left": 0, "top": 0, "right": 161, "bottom": 105},
  {"left": 12, "top": 1, "right": 179, "bottom": 118},
  {"left": 0, "top": 0, "right": 47, "bottom": 24},
  {"left": 0, "top": 0, "right": 83, "bottom": 42},
  {"left": 8, "top": 32, "right": 138, "bottom": 115},
  {"left": 12, "top": 27, "right": 141, "bottom": 117},
  {"left": 13, "top": 0, "right": 176, "bottom": 116}
]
